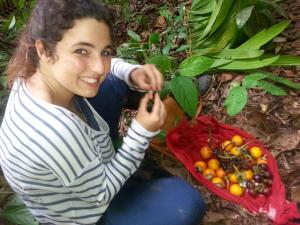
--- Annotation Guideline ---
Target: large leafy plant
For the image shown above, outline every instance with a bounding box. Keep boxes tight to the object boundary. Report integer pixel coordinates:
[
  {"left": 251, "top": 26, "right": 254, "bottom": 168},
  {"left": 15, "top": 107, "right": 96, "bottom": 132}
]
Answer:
[{"left": 173, "top": 0, "right": 300, "bottom": 117}]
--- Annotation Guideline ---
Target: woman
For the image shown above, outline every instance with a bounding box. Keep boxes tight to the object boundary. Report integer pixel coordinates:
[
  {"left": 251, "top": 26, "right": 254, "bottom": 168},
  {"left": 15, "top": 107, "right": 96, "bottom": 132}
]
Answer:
[{"left": 0, "top": 0, "right": 205, "bottom": 224}]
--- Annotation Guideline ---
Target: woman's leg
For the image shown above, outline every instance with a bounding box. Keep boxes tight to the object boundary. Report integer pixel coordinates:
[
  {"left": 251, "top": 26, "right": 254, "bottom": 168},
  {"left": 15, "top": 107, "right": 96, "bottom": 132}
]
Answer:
[{"left": 97, "top": 176, "right": 206, "bottom": 225}]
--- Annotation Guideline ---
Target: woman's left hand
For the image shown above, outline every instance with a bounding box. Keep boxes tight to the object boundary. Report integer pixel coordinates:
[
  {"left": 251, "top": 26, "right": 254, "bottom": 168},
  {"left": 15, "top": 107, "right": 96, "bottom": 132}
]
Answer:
[{"left": 129, "top": 64, "right": 163, "bottom": 91}]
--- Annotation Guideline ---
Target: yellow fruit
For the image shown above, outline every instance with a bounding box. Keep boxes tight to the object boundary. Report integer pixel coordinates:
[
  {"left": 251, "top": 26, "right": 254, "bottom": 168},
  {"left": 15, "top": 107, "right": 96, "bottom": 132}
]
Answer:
[
  {"left": 207, "top": 158, "right": 220, "bottom": 170},
  {"left": 203, "top": 168, "right": 215, "bottom": 180},
  {"left": 257, "top": 158, "right": 267, "bottom": 164},
  {"left": 194, "top": 161, "right": 207, "bottom": 173},
  {"left": 249, "top": 146, "right": 263, "bottom": 159},
  {"left": 230, "top": 146, "right": 241, "bottom": 156},
  {"left": 231, "top": 135, "right": 243, "bottom": 146},
  {"left": 229, "top": 184, "right": 244, "bottom": 196},
  {"left": 211, "top": 177, "right": 225, "bottom": 188},
  {"left": 222, "top": 140, "right": 234, "bottom": 151},
  {"left": 200, "top": 145, "right": 213, "bottom": 159},
  {"left": 228, "top": 173, "right": 239, "bottom": 183},
  {"left": 216, "top": 168, "right": 226, "bottom": 179},
  {"left": 243, "top": 169, "right": 254, "bottom": 181}
]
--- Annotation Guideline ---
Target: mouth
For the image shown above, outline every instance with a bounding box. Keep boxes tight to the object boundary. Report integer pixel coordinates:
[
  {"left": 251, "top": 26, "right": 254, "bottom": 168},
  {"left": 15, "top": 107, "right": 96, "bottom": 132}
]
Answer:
[{"left": 80, "top": 77, "right": 99, "bottom": 85}]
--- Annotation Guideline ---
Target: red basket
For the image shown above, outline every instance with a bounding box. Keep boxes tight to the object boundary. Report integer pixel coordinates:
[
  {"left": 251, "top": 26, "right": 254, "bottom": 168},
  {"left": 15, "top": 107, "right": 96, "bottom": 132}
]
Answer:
[{"left": 166, "top": 115, "right": 300, "bottom": 225}]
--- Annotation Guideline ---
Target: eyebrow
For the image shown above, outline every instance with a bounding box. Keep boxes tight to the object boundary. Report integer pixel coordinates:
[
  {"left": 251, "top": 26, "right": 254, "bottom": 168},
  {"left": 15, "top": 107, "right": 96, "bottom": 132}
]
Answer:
[{"left": 72, "top": 42, "right": 112, "bottom": 49}]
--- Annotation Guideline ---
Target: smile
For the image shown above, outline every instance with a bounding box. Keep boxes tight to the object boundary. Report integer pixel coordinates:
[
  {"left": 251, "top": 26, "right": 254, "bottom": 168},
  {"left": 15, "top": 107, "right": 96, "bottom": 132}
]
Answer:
[{"left": 80, "top": 77, "right": 98, "bottom": 84}]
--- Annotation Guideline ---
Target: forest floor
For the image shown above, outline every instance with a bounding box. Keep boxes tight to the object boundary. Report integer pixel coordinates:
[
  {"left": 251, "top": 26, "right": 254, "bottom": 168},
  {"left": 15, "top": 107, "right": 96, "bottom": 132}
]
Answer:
[
  {"left": 0, "top": 0, "right": 299, "bottom": 225},
  {"left": 114, "top": 0, "right": 300, "bottom": 225}
]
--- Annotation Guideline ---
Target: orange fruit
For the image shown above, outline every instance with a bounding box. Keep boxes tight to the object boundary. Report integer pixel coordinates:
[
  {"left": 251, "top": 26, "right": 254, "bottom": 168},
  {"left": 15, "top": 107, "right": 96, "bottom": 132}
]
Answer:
[
  {"left": 216, "top": 168, "right": 226, "bottom": 178},
  {"left": 228, "top": 173, "right": 239, "bottom": 183},
  {"left": 203, "top": 168, "right": 215, "bottom": 180},
  {"left": 222, "top": 140, "right": 234, "bottom": 151},
  {"left": 208, "top": 158, "right": 220, "bottom": 170},
  {"left": 257, "top": 158, "right": 267, "bottom": 164},
  {"left": 229, "top": 184, "right": 244, "bottom": 196},
  {"left": 249, "top": 146, "right": 263, "bottom": 159},
  {"left": 199, "top": 145, "right": 213, "bottom": 159},
  {"left": 211, "top": 177, "right": 225, "bottom": 188},
  {"left": 194, "top": 161, "right": 207, "bottom": 173},
  {"left": 242, "top": 169, "right": 253, "bottom": 181},
  {"left": 231, "top": 135, "right": 243, "bottom": 146},
  {"left": 230, "top": 146, "right": 241, "bottom": 156}
]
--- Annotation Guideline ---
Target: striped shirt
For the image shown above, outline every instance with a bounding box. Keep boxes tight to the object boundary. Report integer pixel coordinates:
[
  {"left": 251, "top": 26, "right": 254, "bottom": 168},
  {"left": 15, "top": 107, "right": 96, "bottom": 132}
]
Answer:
[{"left": 0, "top": 59, "right": 158, "bottom": 225}]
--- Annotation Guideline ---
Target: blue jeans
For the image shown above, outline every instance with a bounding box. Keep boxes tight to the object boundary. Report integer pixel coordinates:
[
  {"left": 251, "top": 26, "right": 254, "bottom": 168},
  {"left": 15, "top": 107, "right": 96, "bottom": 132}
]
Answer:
[{"left": 88, "top": 74, "right": 206, "bottom": 225}]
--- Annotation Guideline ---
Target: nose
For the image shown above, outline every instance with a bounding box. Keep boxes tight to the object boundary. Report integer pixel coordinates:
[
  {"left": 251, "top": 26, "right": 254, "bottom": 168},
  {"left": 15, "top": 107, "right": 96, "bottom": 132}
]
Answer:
[{"left": 90, "top": 56, "right": 106, "bottom": 75}]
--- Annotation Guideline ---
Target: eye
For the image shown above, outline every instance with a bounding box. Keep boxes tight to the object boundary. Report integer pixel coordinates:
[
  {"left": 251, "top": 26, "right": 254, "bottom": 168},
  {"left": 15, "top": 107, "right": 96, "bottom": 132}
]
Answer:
[
  {"left": 101, "top": 49, "right": 113, "bottom": 57},
  {"left": 74, "top": 49, "right": 89, "bottom": 55}
]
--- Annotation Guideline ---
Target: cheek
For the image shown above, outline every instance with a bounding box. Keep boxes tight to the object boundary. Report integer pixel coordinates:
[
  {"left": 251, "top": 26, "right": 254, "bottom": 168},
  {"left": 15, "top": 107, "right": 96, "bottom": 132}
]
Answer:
[{"left": 71, "top": 57, "right": 86, "bottom": 72}]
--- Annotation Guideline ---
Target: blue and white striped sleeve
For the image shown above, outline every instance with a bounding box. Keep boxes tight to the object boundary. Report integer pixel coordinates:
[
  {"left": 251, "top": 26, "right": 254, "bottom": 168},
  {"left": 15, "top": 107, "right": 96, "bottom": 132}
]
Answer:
[
  {"left": 50, "top": 117, "right": 158, "bottom": 206},
  {"left": 110, "top": 58, "right": 141, "bottom": 88}
]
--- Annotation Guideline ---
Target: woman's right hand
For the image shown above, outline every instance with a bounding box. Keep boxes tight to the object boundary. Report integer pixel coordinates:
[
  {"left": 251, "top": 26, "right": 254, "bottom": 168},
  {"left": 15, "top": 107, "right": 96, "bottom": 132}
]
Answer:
[{"left": 135, "top": 92, "right": 166, "bottom": 132}]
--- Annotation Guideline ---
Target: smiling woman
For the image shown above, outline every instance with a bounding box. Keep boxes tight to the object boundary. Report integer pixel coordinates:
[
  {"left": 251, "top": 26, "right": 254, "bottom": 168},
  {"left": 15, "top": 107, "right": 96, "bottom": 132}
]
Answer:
[{"left": 0, "top": 0, "right": 205, "bottom": 225}]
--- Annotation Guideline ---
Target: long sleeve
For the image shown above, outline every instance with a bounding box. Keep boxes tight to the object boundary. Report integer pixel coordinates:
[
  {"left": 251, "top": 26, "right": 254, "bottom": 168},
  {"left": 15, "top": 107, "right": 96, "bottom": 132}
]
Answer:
[{"left": 111, "top": 58, "right": 141, "bottom": 88}]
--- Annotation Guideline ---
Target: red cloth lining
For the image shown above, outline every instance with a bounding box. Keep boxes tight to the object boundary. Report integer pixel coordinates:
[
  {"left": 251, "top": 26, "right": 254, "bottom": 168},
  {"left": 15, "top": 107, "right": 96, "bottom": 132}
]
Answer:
[{"left": 166, "top": 116, "right": 300, "bottom": 225}]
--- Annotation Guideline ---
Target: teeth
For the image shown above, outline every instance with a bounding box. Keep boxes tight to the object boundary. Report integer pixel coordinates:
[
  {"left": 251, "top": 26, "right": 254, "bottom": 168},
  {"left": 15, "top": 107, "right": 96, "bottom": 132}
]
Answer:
[{"left": 81, "top": 77, "right": 97, "bottom": 84}]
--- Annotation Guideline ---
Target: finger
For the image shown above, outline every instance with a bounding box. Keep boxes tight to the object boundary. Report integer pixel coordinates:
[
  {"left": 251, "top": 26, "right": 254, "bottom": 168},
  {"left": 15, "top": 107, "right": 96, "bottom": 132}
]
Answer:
[
  {"left": 143, "top": 65, "right": 158, "bottom": 90},
  {"left": 150, "top": 92, "right": 161, "bottom": 115},
  {"left": 138, "top": 92, "right": 152, "bottom": 111},
  {"left": 152, "top": 66, "right": 163, "bottom": 90}
]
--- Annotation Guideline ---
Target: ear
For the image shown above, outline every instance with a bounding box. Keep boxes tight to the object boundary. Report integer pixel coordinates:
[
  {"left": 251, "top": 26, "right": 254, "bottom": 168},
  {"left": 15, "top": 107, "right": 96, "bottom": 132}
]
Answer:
[{"left": 35, "top": 40, "right": 50, "bottom": 62}]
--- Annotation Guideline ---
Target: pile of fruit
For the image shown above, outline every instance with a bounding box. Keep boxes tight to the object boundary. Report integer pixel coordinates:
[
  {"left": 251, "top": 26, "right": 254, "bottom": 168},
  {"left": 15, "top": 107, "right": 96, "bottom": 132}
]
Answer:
[{"left": 194, "top": 135, "right": 273, "bottom": 197}]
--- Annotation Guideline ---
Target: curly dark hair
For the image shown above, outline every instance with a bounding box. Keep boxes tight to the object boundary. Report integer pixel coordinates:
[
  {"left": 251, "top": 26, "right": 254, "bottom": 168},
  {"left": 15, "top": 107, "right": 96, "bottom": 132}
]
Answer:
[{"left": 7, "top": 0, "right": 113, "bottom": 86}]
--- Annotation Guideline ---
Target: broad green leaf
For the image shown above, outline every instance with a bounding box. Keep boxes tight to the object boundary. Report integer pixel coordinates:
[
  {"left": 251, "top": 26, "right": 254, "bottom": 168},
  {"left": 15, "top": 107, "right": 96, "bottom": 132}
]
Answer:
[
  {"left": 236, "top": 6, "right": 254, "bottom": 29},
  {"left": 209, "top": 0, "right": 234, "bottom": 35},
  {"left": 170, "top": 76, "right": 198, "bottom": 118},
  {"left": 127, "top": 30, "right": 141, "bottom": 42},
  {"left": 146, "top": 55, "right": 172, "bottom": 75},
  {"left": 3, "top": 195, "right": 39, "bottom": 225},
  {"left": 265, "top": 73, "right": 300, "bottom": 90},
  {"left": 210, "top": 59, "right": 232, "bottom": 68},
  {"left": 256, "top": 80, "right": 287, "bottom": 96},
  {"left": 239, "top": 20, "right": 290, "bottom": 49},
  {"left": 179, "top": 56, "right": 214, "bottom": 76},
  {"left": 201, "top": 16, "right": 237, "bottom": 49},
  {"left": 224, "top": 86, "right": 248, "bottom": 116},
  {"left": 269, "top": 55, "right": 300, "bottom": 66},
  {"left": 149, "top": 33, "right": 160, "bottom": 45},
  {"left": 160, "top": 83, "right": 171, "bottom": 99},
  {"left": 190, "top": 0, "right": 215, "bottom": 14},
  {"left": 217, "top": 56, "right": 279, "bottom": 70},
  {"left": 242, "top": 73, "right": 269, "bottom": 88},
  {"left": 209, "top": 49, "right": 264, "bottom": 59}
]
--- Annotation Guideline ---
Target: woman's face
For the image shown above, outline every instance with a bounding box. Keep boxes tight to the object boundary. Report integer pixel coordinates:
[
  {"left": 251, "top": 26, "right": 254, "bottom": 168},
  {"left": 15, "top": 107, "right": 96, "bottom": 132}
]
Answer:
[{"left": 46, "top": 18, "right": 112, "bottom": 99}]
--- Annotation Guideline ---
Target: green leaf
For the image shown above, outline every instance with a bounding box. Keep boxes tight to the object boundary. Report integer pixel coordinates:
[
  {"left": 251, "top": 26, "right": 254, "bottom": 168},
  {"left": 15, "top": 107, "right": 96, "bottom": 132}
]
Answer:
[
  {"left": 265, "top": 73, "right": 300, "bottom": 90},
  {"left": 242, "top": 72, "right": 269, "bottom": 88},
  {"left": 127, "top": 30, "right": 141, "bottom": 42},
  {"left": 160, "top": 83, "right": 171, "bottom": 99},
  {"left": 149, "top": 33, "right": 160, "bottom": 45},
  {"left": 209, "top": 49, "right": 264, "bottom": 59},
  {"left": 179, "top": 56, "right": 214, "bottom": 76},
  {"left": 3, "top": 195, "right": 39, "bottom": 225},
  {"left": 224, "top": 86, "right": 248, "bottom": 116},
  {"left": 170, "top": 76, "right": 198, "bottom": 118},
  {"left": 256, "top": 80, "right": 287, "bottom": 96},
  {"left": 269, "top": 55, "right": 300, "bottom": 66},
  {"left": 210, "top": 59, "right": 232, "bottom": 68},
  {"left": 239, "top": 20, "right": 291, "bottom": 49},
  {"left": 145, "top": 55, "right": 172, "bottom": 75},
  {"left": 217, "top": 56, "right": 279, "bottom": 70},
  {"left": 236, "top": 6, "right": 254, "bottom": 29}
]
